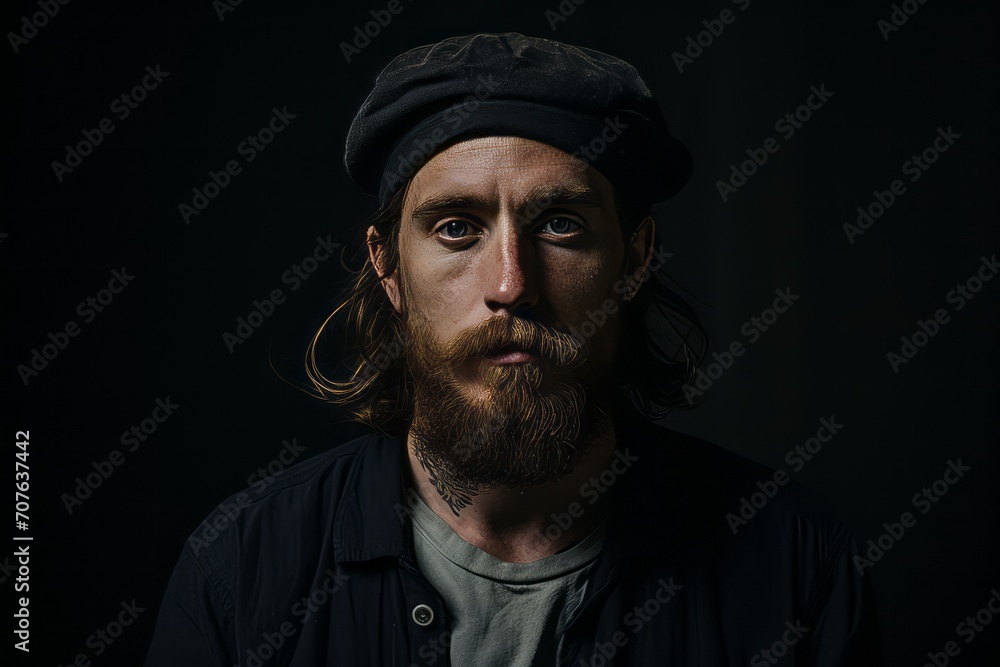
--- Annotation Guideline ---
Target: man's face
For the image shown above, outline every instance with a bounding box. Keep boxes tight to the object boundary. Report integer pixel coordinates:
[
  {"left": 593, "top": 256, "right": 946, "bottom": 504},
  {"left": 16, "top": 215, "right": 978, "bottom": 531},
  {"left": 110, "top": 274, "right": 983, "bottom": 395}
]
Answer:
[{"left": 374, "top": 136, "right": 647, "bottom": 496}]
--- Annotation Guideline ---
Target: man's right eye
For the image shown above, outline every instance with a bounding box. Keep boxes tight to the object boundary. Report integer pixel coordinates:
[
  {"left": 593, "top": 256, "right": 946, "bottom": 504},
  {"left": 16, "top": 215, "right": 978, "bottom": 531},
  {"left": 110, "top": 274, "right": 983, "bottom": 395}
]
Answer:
[
  {"left": 442, "top": 220, "right": 469, "bottom": 237},
  {"left": 437, "top": 219, "right": 479, "bottom": 241}
]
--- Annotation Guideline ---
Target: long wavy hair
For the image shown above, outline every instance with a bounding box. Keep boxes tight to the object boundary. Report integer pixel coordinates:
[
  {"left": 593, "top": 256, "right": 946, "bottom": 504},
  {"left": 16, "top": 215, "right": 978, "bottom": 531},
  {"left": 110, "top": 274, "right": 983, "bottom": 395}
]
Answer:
[{"left": 305, "top": 182, "right": 708, "bottom": 437}]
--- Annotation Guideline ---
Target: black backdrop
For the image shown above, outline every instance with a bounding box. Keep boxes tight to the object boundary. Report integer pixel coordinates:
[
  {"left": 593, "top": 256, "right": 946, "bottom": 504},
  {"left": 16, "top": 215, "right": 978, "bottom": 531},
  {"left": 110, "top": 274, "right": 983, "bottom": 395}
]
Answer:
[{"left": 5, "top": 0, "right": 999, "bottom": 664}]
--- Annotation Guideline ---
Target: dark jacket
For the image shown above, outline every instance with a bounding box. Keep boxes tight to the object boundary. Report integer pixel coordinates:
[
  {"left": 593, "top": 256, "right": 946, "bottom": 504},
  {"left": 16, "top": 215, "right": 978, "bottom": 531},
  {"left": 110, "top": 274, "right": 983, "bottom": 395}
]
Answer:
[{"left": 144, "top": 406, "right": 880, "bottom": 666}]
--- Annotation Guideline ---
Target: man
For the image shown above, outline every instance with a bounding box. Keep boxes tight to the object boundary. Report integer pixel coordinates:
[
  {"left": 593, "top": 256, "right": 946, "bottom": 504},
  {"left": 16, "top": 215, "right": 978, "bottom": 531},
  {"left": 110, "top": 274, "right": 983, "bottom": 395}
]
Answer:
[{"left": 145, "top": 32, "right": 879, "bottom": 665}]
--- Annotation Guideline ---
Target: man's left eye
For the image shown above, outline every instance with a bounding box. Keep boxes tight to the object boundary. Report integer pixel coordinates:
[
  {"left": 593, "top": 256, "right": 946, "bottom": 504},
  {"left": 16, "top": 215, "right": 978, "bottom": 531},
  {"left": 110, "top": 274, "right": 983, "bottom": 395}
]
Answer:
[{"left": 538, "top": 217, "right": 582, "bottom": 235}]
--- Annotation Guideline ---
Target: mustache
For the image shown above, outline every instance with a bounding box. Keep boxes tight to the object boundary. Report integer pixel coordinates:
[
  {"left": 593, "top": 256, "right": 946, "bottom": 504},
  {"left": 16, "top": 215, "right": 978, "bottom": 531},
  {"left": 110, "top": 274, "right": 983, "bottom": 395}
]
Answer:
[{"left": 440, "top": 315, "right": 584, "bottom": 367}]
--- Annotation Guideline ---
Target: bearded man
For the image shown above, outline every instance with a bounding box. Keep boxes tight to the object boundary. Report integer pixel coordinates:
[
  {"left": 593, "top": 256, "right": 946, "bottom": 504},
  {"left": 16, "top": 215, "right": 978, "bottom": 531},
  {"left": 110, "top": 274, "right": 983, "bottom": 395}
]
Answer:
[{"left": 145, "top": 32, "right": 880, "bottom": 666}]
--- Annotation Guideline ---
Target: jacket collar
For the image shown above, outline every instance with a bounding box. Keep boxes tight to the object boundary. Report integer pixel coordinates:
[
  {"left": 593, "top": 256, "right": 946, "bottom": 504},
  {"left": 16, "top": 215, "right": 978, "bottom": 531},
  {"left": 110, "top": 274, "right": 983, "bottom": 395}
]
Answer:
[{"left": 332, "top": 430, "right": 411, "bottom": 563}]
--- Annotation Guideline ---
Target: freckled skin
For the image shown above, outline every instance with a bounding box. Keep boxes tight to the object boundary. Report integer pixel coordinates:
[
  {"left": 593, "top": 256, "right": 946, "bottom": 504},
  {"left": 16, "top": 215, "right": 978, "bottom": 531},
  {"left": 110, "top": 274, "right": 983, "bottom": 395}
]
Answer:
[
  {"left": 367, "top": 135, "right": 658, "bottom": 562},
  {"left": 380, "top": 135, "right": 648, "bottom": 388}
]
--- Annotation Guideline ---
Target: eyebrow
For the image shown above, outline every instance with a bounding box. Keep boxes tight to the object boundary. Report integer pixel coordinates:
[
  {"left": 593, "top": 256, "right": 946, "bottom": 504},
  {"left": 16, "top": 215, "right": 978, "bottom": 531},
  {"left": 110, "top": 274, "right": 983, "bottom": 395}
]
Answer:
[
  {"left": 409, "top": 183, "right": 605, "bottom": 229},
  {"left": 521, "top": 183, "right": 604, "bottom": 210}
]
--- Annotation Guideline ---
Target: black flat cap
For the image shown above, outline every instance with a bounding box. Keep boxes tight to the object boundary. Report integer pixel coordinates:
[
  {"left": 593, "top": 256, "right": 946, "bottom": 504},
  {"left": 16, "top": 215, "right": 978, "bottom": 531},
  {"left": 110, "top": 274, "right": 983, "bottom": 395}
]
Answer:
[{"left": 344, "top": 32, "right": 692, "bottom": 212}]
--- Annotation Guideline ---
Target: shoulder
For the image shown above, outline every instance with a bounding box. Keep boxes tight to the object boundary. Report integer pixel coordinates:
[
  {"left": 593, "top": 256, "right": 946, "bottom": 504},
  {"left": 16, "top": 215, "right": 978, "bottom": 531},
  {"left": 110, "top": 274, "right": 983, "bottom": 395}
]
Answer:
[
  {"left": 622, "top": 421, "right": 869, "bottom": 624},
  {"left": 181, "top": 432, "right": 377, "bottom": 578},
  {"left": 625, "top": 420, "right": 858, "bottom": 578},
  {"left": 619, "top": 419, "right": 880, "bottom": 659}
]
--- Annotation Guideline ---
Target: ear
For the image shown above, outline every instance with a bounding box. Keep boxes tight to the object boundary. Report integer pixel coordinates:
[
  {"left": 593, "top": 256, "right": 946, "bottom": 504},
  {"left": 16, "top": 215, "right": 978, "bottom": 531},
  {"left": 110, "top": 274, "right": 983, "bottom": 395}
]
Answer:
[
  {"left": 624, "top": 215, "right": 655, "bottom": 296},
  {"left": 367, "top": 225, "right": 402, "bottom": 313}
]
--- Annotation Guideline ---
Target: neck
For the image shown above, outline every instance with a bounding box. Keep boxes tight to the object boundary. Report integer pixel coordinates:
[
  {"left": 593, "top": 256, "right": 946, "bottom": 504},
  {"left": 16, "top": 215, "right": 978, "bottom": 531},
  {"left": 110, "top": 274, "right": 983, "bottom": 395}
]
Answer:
[{"left": 404, "top": 402, "right": 620, "bottom": 563}]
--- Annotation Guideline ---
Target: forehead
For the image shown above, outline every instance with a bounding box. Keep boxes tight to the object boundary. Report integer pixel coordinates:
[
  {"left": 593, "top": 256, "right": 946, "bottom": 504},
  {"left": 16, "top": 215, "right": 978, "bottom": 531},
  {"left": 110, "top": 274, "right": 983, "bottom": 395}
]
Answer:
[{"left": 402, "top": 136, "right": 615, "bottom": 210}]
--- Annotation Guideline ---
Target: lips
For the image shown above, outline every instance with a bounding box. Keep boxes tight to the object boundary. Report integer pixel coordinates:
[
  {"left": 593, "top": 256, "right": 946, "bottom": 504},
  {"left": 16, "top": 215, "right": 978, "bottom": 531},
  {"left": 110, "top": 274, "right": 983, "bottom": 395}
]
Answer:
[
  {"left": 483, "top": 342, "right": 541, "bottom": 364},
  {"left": 484, "top": 350, "right": 537, "bottom": 364}
]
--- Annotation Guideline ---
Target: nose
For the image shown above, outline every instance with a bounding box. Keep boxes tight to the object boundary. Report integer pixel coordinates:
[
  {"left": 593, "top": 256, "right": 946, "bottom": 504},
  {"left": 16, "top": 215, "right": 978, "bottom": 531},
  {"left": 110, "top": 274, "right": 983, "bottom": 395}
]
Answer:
[{"left": 483, "top": 217, "right": 538, "bottom": 315}]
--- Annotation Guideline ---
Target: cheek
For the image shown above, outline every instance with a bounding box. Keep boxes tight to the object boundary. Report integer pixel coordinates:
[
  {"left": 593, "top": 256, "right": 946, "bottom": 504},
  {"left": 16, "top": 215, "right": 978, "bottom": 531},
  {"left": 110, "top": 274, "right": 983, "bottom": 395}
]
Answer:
[
  {"left": 401, "top": 251, "right": 481, "bottom": 336},
  {"left": 544, "top": 250, "right": 625, "bottom": 366},
  {"left": 544, "top": 250, "right": 620, "bottom": 317}
]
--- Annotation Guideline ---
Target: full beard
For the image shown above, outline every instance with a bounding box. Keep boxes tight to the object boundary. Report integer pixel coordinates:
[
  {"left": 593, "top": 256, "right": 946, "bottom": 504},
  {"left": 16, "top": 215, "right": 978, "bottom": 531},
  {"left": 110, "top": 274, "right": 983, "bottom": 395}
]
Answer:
[{"left": 404, "top": 312, "right": 606, "bottom": 515}]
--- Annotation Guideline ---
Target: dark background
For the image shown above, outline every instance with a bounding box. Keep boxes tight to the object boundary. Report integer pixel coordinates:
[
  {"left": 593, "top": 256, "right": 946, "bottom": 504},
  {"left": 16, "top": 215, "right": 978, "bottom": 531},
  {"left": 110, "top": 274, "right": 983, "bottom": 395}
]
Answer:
[{"left": 4, "top": 0, "right": 998, "bottom": 664}]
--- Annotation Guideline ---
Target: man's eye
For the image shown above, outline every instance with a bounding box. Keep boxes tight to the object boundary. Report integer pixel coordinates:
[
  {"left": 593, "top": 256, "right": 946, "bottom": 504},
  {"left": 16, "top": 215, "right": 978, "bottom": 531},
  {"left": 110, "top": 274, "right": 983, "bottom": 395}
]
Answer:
[
  {"left": 538, "top": 217, "right": 582, "bottom": 236},
  {"left": 438, "top": 220, "right": 476, "bottom": 239}
]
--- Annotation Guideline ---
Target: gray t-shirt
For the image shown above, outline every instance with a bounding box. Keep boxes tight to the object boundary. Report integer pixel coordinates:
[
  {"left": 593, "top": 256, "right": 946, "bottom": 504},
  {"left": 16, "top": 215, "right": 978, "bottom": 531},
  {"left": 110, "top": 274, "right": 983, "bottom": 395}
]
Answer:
[{"left": 409, "top": 493, "right": 606, "bottom": 667}]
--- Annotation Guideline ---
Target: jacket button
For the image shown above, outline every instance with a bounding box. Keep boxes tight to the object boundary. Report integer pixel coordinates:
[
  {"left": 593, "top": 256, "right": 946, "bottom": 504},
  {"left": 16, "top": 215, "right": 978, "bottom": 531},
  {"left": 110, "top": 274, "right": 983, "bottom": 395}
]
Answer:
[{"left": 412, "top": 604, "right": 434, "bottom": 626}]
